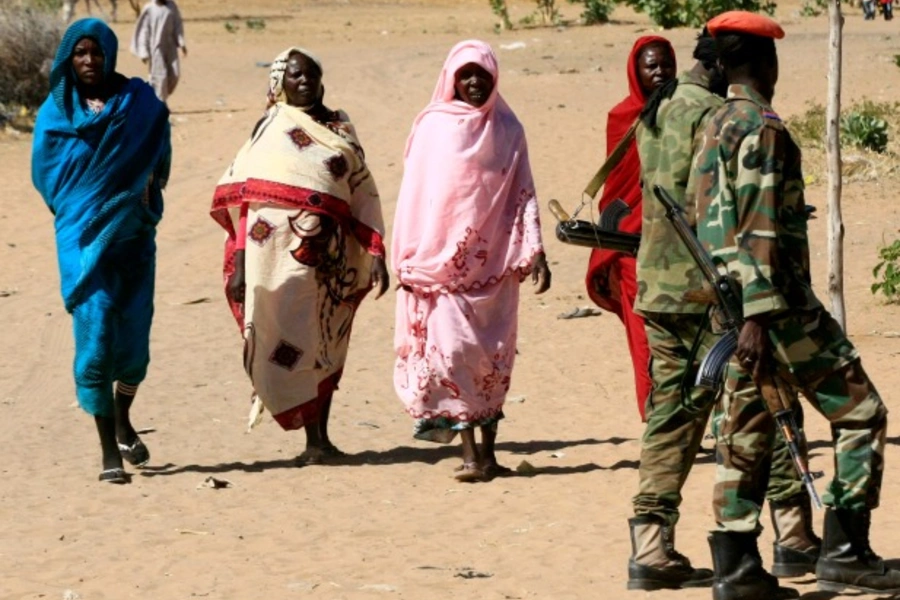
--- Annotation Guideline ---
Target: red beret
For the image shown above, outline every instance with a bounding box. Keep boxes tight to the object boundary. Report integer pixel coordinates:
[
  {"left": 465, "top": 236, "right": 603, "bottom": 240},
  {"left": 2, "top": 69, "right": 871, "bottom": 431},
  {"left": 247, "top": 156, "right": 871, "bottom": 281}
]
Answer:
[{"left": 707, "top": 11, "right": 785, "bottom": 39}]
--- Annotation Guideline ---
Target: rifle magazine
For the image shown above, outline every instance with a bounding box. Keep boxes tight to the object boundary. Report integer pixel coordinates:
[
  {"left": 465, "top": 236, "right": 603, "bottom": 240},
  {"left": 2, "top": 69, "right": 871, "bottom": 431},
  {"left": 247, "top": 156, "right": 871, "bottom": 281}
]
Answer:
[{"left": 696, "top": 329, "right": 738, "bottom": 390}]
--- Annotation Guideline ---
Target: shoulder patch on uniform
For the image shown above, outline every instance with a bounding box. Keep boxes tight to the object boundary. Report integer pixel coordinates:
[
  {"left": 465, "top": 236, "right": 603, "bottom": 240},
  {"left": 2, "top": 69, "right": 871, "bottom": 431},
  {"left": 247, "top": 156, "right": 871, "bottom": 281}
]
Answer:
[{"left": 762, "top": 110, "right": 785, "bottom": 132}]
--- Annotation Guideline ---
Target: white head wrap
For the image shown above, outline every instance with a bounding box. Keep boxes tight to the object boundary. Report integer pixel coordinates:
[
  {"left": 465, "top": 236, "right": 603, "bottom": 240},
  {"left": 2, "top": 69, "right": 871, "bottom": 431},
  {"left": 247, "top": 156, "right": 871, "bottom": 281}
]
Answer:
[{"left": 267, "top": 47, "right": 323, "bottom": 106}]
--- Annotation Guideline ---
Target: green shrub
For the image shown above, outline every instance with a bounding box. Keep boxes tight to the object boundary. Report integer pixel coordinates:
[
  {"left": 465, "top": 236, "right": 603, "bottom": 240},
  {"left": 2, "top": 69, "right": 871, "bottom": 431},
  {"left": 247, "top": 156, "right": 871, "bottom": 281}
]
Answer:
[
  {"left": 851, "top": 99, "right": 900, "bottom": 122},
  {"left": 489, "top": 0, "right": 514, "bottom": 30},
  {"left": 569, "top": 0, "right": 614, "bottom": 23},
  {"left": 535, "top": 0, "right": 562, "bottom": 24},
  {"left": 841, "top": 112, "right": 888, "bottom": 153},
  {"left": 789, "top": 100, "right": 897, "bottom": 153},
  {"left": 245, "top": 18, "right": 266, "bottom": 30},
  {"left": 872, "top": 239, "right": 900, "bottom": 303},
  {"left": 623, "top": 0, "right": 775, "bottom": 28},
  {"left": 800, "top": 0, "right": 827, "bottom": 16}
]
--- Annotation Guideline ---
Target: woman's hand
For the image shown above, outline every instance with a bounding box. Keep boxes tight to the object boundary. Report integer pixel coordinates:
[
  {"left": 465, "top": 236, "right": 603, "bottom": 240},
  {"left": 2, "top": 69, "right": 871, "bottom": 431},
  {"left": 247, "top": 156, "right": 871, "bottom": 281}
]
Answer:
[
  {"left": 371, "top": 256, "right": 390, "bottom": 299},
  {"left": 735, "top": 314, "right": 769, "bottom": 379},
  {"left": 531, "top": 251, "right": 552, "bottom": 295},
  {"left": 227, "top": 250, "right": 246, "bottom": 304}
]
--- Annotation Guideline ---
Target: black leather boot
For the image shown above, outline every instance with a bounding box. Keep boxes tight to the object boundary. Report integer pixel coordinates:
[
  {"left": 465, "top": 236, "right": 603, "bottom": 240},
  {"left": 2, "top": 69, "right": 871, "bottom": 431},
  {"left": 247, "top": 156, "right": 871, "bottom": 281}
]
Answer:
[
  {"left": 816, "top": 507, "right": 900, "bottom": 594},
  {"left": 626, "top": 515, "right": 713, "bottom": 590},
  {"left": 709, "top": 531, "right": 799, "bottom": 600},
  {"left": 770, "top": 495, "right": 821, "bottom": 577}
]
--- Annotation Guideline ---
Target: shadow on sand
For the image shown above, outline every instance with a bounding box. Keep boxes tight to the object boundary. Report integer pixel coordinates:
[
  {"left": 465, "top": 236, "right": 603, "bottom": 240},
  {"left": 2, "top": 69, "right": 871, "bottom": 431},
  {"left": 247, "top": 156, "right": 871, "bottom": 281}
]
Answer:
[
  {"left": 139, "top": 436, "right": 636, "bottom": 478},
  {"left": 796, "top": 558, "right": 900, "bottom": 599}
]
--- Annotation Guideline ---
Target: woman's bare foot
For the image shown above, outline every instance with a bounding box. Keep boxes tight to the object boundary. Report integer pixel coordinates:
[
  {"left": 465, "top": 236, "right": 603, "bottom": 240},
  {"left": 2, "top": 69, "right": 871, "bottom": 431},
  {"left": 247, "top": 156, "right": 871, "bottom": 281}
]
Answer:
[{"left": 454, "top": 461, "right": 485, "bottom": 482}]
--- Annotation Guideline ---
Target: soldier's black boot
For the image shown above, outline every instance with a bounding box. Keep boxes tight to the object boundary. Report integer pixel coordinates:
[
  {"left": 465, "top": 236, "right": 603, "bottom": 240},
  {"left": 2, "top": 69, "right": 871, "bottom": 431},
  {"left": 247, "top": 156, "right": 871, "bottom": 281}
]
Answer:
[
  {"left": 816, "top": 507, "right": 900, "bottom": 594},
  {"left": 709, "top": 531, "right": 799, "bottom": 600},
  {"left": 626, "top": 515, "right": 713, "bottom": 590},
  {"left": 770, "top": 495, "right": 821, "bottom": 577}
]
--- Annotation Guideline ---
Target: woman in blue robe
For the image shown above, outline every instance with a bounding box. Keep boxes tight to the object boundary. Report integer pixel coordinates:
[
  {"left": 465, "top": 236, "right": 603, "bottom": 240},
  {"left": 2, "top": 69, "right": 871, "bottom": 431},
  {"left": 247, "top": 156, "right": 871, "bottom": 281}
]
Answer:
[{"left": 32, "top": 19, "right": 171, "bottom": 484}]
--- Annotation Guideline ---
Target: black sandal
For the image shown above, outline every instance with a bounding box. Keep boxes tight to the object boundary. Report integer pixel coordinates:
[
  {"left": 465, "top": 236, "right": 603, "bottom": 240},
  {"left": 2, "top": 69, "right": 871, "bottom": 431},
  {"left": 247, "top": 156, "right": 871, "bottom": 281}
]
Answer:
[
  {"left": 98, "top": 468, "right": 129, "bottom": 484},
  {"left": 118, "top": 436, "right": 150, "bottom": 467},
  {"left": 483, "top": 463, "right": 513, "bottom": 480},
  {"left": 295, "top": 448, "right": 324, "bottom": 466},
  {"left": 321, "top": 444, "right": 347, "bottom": 458},
  {"left": 295, "top": 445, "right": 346, "bottom": 467}
]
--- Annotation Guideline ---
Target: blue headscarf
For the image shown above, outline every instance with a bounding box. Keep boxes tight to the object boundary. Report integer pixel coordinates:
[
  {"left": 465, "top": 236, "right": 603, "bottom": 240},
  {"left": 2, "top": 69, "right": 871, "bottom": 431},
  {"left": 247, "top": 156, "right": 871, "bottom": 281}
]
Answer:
[
  {"left": 49, "top": 18, "right": 120, "bottom": 126},
  {"left": 32, "top": 18, "right": 171, "bottom": 312}
]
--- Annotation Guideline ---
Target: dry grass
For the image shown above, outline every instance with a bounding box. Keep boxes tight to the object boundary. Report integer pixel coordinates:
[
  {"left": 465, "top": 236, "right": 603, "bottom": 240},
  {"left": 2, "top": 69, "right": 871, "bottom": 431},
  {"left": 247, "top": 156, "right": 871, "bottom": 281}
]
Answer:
[
  {"left": 788, "top": 100, "right": 900, "bottom": 183},
  {"left": 0, "top": 2, "right": 62, "bottom": 130}
]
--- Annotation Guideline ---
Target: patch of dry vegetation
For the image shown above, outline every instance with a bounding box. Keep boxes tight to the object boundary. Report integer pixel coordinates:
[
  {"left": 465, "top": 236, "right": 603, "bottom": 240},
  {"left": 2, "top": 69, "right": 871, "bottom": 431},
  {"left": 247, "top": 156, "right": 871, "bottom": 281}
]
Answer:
[
  {"left": 788, "top": 100, "right": 900, "bottom": 183},
  {"left": 0, "top": 2, "right": 63, "bottom": 132}
]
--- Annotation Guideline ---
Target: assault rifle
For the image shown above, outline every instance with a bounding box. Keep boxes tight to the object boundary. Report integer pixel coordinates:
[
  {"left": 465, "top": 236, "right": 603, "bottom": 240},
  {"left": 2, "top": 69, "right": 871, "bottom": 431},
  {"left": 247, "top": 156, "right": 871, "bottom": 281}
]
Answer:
[
  {"left": 548, "top": 198, "right": 641, "bottom": 255},
  {"left": 652, "top": 184, "right": 822, "bottom": 509}
]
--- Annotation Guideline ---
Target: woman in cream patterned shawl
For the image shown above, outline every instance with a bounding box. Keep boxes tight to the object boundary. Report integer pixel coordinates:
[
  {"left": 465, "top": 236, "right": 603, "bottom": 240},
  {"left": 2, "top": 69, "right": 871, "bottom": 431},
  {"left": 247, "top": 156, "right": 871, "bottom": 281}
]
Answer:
[{"left": 211, "top": 47, "right": 389, "bottom": 465}]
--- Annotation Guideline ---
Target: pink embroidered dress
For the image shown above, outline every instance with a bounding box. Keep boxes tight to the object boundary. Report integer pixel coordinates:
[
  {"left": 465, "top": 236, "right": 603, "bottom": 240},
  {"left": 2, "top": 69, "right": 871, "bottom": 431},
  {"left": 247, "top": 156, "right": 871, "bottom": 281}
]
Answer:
[{"left": 392, "top": 40, "right": 544, "bottom": 442}]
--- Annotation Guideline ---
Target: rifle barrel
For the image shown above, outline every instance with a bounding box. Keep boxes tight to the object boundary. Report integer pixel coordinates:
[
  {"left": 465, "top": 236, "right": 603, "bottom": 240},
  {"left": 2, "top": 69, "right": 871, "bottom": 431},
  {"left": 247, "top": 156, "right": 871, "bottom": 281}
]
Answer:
[{"left": 651, "top": 185, "right": 723, "bottom": 287}]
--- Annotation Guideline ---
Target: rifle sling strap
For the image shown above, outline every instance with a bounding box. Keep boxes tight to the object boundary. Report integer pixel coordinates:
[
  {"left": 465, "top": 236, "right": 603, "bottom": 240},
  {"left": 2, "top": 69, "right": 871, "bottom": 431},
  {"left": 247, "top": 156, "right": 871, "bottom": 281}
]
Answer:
[{"left": 583, "top": 120, "right": 639, "bottom": 200}]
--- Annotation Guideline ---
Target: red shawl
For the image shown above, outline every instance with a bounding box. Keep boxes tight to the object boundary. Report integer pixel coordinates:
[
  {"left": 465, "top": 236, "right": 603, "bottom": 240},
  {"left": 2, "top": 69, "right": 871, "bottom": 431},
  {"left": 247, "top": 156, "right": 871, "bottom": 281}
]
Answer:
[{"left": 585, "top": 36, "right": 675, "bottom": 314}]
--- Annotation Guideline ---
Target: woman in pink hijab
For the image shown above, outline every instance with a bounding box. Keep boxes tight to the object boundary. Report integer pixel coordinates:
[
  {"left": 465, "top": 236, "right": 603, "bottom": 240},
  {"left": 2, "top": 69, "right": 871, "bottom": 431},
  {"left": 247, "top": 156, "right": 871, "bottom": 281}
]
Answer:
[{"left": 392, "top": 40, "right": 551, "bottom": 483}]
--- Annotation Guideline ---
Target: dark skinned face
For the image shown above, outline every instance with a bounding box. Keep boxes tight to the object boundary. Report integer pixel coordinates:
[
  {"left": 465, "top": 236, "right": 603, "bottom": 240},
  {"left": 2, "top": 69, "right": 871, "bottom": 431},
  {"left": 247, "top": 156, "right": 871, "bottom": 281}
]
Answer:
[
  {"left": 454, "top": 62, "right": 494, "bottom": 108},
  {"left": 71, "top": 37, "right": 105, "bottom": 87},
  {"left": 636, "top": 44, "right": 676, "bottom": 95},
  {"left": 283, "top": 53, "right": 323, "bottom": 109}
]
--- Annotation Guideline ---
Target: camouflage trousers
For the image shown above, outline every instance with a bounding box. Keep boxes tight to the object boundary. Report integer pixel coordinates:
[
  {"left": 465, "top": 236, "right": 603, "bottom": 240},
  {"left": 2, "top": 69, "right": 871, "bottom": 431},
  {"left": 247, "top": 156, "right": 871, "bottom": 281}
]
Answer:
[
  {"left": 713, "top": 309, "right": 888, "bottom": 533},
  {"left": 633, "top": 312, "right": 803, "bottom": 526}
]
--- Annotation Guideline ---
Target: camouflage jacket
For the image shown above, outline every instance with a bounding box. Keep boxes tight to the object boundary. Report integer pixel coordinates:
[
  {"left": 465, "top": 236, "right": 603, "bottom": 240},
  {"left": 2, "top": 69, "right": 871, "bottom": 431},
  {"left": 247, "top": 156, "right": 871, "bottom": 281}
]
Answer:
[
  {"left": 635, "top": 69, "right": 723, "bottom": 315},
  {"left": 693, "top": 84, "right": 822, "bottom": 319}
]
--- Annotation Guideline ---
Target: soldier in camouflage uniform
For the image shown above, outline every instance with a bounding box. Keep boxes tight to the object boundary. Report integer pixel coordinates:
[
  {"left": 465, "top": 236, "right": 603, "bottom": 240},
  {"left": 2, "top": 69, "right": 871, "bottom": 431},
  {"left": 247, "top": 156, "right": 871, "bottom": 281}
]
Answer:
[
  {"left": 693, "top": 11, "right": 900, "bottom": 598},
  {"left": 628, "top": 28, "right": 820, "bottom": 593}
]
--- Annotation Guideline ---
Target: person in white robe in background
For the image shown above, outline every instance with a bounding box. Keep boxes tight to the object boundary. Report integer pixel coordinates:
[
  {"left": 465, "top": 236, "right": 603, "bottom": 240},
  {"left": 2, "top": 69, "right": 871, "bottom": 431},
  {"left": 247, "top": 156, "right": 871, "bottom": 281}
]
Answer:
[{"left": 130, "top": 0, "right": 187, "bottom": 102}]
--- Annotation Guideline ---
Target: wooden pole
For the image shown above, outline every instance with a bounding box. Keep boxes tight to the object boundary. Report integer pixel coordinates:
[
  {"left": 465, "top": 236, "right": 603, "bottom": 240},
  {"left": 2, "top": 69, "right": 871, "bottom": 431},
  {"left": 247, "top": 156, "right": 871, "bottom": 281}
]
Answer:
[{"left": 826, "top": 0, "right": 846, "bottom": 331}]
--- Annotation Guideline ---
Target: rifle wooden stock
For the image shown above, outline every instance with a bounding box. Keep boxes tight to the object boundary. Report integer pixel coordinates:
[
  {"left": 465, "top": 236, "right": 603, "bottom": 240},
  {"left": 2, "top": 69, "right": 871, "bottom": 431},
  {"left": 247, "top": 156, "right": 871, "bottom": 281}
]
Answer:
[
  {"left": 548, "top": 199, "right": 570, "bottom": 222},
  {"left": 757, "top": 371, "right": 824, "bottom": 509}
]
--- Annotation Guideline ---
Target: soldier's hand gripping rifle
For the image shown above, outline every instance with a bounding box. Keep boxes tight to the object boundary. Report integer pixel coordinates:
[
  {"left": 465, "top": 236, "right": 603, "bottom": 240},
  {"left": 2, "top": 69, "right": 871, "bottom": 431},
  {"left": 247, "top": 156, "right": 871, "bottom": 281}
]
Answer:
[{"left": 652, "top": 184, "right": 822, "bottom": 509}]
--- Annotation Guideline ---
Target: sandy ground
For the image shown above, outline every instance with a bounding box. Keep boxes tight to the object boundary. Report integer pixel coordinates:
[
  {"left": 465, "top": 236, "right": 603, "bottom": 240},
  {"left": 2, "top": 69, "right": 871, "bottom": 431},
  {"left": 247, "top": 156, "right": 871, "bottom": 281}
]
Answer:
[{"left": 1, "top": 1, "right": 900, "bottom": 598}]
